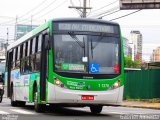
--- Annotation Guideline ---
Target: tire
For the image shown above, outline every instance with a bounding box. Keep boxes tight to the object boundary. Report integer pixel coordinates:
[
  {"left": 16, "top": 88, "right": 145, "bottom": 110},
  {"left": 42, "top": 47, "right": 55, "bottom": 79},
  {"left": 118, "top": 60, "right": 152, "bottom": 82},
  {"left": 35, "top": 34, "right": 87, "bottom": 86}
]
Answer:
[
  {"left": 11, "top": 87, "right": 17, "bottom": 107},
  {"left": 18, "top": 101, "right": 26, "bottom": 107},
  {"left": 90, "top": 105, "right": 103, "bottom": 114},
  {"left": 0, "top": 95, "right": 2, "bottom": 103},
  {"left": 33, "top": 86, "right": 45, "bottom": 113}
]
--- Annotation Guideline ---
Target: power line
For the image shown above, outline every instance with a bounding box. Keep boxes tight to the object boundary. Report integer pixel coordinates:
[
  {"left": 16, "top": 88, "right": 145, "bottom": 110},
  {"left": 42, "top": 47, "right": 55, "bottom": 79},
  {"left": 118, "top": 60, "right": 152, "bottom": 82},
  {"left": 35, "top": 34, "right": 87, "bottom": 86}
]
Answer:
[
  {"left": 34, "top": 0, "right": 67, "bottom": 19},
  {"left": 0, "top": 0, "right": 56, "bottom": 25},
  {"left": 0, "top": 0, "right": 49, "bottom": 25},
  {"left": 69, "top": 0, "right": 92, "bottom": 18},
  {"left": 19, "top": 0, "right": 49, "bottom": 18},
  {"left": 109, "top": 9, "right": 142, "bottom": 21},
  {"left": 98, "top": 9, "right": 120, "bottom": 19},
  {"left": 0, "top": 16, "right": 15, "bottom": 19},
  {"left": 89, "top": 0, "right": 118, "bottom": 15},
  {"left": 89, "top": 6, "right": 119, "bottom": 18},
  {"left": 12, "top": 0, "right": 58, "bottom": 24},
  {"left": 31, "top": 0, "right": 58, "bottom": 17}
]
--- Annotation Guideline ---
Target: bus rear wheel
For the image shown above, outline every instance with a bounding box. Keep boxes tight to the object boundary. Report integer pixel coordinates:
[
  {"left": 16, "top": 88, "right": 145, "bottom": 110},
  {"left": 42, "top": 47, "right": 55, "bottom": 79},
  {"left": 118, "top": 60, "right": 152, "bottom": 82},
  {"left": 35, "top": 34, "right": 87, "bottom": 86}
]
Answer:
[
  {"left": 90, "top": 105, "right": 103, "bottom": 114},
  {"left": 11, "top": 87, "right": 17, "bottom": 106},
  {"left": 33, "top": 86, "right": 45, "bottom": 113}
]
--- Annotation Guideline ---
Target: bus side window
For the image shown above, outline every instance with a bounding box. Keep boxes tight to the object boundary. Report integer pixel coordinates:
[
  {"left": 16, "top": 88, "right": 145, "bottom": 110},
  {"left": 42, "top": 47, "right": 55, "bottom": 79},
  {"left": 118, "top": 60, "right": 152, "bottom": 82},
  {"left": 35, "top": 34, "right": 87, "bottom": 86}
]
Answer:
[
  {"left": 15, "top": 46, "right": 20, "bottom": 69},
  {"left": 38, "top": 35, "right": 42, "bottom": 52},
  {"left": 20, "top": 44, "right": 24, "bottom": 73},
  {"left": 31, "top": 38, "right": 36, "bottom": 72},
  {"left": 12, "top": 49, "right": 16, "bottom": 70},
  {"left": 27, "top": 40, "right": 32, "bottom": 73},
  {"left": 23, "top": 42, "right": 31, "bottom": 74},
  {"left": 35, "top": 35, "right": 42, "bottom": 71}
]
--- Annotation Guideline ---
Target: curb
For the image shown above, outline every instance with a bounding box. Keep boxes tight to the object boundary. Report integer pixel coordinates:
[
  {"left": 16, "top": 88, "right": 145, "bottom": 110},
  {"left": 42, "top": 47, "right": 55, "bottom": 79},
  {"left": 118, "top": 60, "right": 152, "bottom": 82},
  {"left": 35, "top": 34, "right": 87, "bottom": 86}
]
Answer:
[{"left": 121, "top": 105, "right": 160, "bottom": 110}]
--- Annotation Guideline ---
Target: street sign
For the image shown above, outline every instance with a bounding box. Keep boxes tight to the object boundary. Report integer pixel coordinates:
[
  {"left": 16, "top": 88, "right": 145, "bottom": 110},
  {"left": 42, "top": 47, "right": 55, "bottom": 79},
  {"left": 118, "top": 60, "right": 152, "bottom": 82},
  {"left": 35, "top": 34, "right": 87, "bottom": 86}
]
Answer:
[{"left": 120, "top": 0, "right": 160, "bottom": 9}]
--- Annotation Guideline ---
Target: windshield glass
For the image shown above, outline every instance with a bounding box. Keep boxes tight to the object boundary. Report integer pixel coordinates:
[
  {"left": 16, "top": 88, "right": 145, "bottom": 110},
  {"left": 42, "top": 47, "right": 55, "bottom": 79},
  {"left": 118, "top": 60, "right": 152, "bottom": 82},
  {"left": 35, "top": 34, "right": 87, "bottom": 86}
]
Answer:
[
  {"left": 89, "top": 36, "right": 119, "bottom": 74},
  {"left": 54, "top": 34, "right": 120, "bottom": 74},
  {"left": 54, "top": 34, "right": 87, "bottom": 73}
]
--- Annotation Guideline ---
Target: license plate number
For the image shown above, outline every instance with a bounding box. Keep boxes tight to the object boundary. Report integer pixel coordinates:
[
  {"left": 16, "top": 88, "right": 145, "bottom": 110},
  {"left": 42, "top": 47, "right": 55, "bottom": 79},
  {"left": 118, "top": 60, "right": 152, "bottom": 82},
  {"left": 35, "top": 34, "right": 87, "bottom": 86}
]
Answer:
[{"left": 81, "top": 95, "right": 94, "bottom": 100}]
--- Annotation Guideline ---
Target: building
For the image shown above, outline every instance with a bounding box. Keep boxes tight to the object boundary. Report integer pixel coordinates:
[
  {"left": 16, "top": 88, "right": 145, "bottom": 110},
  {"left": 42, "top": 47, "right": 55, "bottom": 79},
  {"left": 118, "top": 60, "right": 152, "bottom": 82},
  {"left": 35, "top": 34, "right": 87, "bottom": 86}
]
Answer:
[
  {"left": 16, "top": 24, "right": 38, "bottom": 40},
  {"left": 151, "top": 47, "right": 160, "bottom": 62},
  {"left": 123, "top": 37, "right": 132, "bottom": 57},
  {"left": 130, "top": 31, "right": 142, "bottom": 62}
]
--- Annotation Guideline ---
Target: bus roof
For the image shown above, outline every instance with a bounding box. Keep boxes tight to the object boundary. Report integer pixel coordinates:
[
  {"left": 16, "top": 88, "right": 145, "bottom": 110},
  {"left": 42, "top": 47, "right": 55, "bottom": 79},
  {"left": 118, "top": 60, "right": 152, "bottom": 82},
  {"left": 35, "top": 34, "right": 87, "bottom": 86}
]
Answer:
[
  {"left": 51, "top": 18, "right": 119, "bottom": 26},
  {"left": 7, "top": 18, "right": 119, "bottom": 51}
]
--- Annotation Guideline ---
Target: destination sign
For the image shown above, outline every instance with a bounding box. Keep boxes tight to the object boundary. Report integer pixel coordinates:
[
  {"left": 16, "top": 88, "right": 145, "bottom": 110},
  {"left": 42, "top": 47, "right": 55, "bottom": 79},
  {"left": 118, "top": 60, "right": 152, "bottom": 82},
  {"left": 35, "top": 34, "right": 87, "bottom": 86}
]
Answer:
[{"left": 58, "top": 23, "right": 118, "bottom": 33}]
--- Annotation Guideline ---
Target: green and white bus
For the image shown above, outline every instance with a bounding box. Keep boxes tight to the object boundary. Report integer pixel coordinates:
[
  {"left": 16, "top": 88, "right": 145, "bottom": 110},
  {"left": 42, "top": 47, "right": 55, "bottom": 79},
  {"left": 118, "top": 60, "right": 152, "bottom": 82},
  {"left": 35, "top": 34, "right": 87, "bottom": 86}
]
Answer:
[{"left": 5, "top": 18, "right": 124, "bottom": 114}]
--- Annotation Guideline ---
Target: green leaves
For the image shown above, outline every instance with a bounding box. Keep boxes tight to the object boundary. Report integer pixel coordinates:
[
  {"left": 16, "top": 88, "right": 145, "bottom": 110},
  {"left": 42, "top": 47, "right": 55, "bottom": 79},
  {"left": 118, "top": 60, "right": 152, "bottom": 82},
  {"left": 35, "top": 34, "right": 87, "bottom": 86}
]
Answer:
[{"left": 124, "top": 56, "right": 140, "bottom": 68}]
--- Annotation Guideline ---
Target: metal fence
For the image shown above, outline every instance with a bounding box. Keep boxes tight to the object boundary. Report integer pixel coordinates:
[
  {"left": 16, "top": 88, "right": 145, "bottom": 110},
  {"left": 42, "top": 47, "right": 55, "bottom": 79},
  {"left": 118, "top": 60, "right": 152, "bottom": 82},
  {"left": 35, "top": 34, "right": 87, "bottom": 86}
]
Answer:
[{"left": 124, "top": 69, "right": 160, "bottom": 99}]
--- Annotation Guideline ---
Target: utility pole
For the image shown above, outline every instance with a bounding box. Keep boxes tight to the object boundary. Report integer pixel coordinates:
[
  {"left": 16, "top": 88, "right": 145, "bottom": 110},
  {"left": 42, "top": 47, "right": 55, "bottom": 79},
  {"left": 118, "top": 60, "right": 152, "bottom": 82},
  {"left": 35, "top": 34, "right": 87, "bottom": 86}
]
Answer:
[
  {"left": 14, "top": 16, "right": 18, "bottom": 41},
  {"left": 31, "top": 15, "right": 33, "bottom": 30},
  {"left": 5, "top": 28, "right": 9, "bottom": 58},
  {"left": 69, "top": 0, "right": 92, "bottom": 18},
  {"left": 83, "top": 0, "right": 87, "bottom": 18},
  {"left": 6, "top": 28, "right": 8, "bottom": 47}
]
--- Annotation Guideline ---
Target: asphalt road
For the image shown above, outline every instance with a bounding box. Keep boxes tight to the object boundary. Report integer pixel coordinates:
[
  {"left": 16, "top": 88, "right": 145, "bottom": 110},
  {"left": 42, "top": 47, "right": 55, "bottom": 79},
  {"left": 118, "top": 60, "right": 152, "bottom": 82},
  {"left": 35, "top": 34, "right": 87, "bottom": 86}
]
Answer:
[{"left": 0, "top": 98, "right": 160, "bottom": 120}]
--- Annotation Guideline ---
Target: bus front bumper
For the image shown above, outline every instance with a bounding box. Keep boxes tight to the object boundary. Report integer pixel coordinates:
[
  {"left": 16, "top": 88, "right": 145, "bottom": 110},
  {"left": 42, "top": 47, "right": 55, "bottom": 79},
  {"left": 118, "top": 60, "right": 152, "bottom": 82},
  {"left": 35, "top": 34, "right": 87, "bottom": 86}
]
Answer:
[{"left": 48, "top": 82, "right": 124, "bottom": 105}]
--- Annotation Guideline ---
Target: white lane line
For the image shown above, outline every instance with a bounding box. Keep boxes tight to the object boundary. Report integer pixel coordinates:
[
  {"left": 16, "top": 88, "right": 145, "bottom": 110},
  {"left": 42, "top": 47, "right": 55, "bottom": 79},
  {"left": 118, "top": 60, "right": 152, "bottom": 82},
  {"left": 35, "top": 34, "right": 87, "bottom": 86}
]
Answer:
[
  {"left": 10, "top": 109, "right": 35, "bottom": 115},
  {"left": 0, "top": 111, "right": 9, "bottom": 114},
  {"left": 105, "top": 112, "right": 125, "bottom": 114}
]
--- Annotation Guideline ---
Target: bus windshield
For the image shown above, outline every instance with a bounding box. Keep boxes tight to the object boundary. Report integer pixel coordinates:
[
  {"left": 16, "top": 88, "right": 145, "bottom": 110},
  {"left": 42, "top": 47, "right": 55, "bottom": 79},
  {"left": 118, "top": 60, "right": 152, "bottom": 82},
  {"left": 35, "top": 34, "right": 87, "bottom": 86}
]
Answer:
[{"left": 54, "top": 33, "right": 120, "bottom": 75}]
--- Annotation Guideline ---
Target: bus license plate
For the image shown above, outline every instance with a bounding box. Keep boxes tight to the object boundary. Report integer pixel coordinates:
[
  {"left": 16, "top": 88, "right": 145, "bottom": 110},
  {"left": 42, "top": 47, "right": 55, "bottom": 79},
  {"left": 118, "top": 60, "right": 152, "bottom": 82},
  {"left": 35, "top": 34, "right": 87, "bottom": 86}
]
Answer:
[{"left": 81, "top": 95, "right": 94, "bottom": 100}]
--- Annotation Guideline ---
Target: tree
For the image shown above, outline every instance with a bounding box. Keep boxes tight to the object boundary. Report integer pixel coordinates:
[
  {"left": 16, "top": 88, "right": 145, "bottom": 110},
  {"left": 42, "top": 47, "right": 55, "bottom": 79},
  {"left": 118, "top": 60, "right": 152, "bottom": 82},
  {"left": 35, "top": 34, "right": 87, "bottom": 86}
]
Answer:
[{"left": 124, "top": 56, "right": 140, "bottom": 68}]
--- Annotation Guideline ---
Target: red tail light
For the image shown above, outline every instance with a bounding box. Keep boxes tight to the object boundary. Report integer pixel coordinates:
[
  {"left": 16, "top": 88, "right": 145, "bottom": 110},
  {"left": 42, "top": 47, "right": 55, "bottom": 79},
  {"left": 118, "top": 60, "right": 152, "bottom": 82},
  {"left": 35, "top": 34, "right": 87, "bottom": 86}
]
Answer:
[{"left": 114, "top": 64, "right": 119, "bottom": 74}]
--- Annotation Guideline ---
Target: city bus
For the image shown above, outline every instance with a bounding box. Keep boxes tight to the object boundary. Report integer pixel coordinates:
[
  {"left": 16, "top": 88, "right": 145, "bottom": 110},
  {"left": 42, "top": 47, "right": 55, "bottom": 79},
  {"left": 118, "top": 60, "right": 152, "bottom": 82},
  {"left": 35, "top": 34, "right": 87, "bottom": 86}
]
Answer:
[{"left": 5, "top": 18, "right": 124, "bottom": 114}]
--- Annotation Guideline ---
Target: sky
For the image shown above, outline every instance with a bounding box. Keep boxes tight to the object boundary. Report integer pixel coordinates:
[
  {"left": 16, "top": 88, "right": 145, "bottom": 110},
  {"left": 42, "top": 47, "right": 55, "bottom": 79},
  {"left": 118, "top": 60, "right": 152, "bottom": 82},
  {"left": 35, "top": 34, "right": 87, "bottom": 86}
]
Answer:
[{"left": 0, "top": 0, "right": 160, "bottom": 62}]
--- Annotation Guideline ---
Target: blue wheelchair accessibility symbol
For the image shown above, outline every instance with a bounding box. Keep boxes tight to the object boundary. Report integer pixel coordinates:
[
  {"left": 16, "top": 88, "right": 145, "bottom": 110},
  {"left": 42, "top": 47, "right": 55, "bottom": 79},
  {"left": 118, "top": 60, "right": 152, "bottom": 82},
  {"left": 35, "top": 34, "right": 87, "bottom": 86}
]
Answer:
[{"left": 89, "top": 63, "right": 99, "bottom": 73}]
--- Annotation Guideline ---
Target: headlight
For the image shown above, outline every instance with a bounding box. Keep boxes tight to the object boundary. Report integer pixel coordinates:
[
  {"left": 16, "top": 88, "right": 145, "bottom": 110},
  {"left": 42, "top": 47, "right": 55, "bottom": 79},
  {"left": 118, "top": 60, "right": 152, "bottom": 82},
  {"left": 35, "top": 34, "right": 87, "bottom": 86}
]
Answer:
[
  {"left": 109, "top": 80, "right": 120, "bottom": 90},
  {"left": 54, "top": 77, "right": 66, "bottom": 88}
]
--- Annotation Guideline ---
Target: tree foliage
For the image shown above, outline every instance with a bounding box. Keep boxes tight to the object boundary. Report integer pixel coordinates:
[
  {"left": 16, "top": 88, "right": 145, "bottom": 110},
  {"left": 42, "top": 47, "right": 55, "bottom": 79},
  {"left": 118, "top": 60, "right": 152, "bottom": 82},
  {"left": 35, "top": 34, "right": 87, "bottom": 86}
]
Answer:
[{"left": 124, "top": 56, "right": 140, "bottom": 68}]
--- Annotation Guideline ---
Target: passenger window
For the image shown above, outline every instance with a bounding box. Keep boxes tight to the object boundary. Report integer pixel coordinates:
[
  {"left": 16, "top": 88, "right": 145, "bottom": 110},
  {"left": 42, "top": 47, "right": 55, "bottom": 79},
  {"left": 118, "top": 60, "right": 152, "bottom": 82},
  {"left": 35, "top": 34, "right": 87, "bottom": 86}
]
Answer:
[
  {"left": 20, "top": 44, "right": 23, "bottom": 59},
  {"left": 35, "top": 36, "right": 39, "bottom": 53},
  {"left": 28, "top": 40, "right": 30, "bottom": 56},
  {"left": 32, "top": 38, "right": 36, "bottom": 54},
  {"left": 38, "top": 35, "right": 42, "bottom": 52},
  {"left": 17, "top": 46, "right": 20, "bottom": 60}
]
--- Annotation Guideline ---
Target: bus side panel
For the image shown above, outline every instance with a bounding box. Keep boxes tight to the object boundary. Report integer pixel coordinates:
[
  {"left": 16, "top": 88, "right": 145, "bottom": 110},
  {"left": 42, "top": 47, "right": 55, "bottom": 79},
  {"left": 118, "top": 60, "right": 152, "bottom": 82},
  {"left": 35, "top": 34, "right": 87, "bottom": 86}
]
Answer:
[
  {"left": 20, "top": 74, "right": 30, "bottom": 101},
  {"left": 11, "top": 69, "right": 22, "bottom": 101},
  {"left": 29, "top": 73, "right": 40, "bottom": 102}
]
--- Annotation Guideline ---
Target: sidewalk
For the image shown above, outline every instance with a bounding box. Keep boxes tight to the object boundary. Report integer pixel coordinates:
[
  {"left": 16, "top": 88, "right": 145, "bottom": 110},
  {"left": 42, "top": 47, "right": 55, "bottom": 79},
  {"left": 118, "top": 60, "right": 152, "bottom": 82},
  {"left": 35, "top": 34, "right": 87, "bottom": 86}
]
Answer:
[{"left": 121, "top": 100, "right": 160, "bottom": 110}]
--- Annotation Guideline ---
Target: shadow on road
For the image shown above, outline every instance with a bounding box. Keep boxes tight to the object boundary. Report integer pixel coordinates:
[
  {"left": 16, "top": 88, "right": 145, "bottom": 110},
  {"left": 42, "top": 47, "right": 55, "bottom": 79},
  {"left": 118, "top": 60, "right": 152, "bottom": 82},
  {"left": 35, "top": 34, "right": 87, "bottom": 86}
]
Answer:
[{"left": 21, "top": 105, "right": 111, "bottom": 117}]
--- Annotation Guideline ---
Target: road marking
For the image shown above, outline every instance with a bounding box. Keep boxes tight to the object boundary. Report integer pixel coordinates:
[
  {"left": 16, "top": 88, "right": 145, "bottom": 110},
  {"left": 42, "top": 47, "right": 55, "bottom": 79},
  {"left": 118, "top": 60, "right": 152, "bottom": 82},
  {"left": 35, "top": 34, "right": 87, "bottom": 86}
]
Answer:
[
  {"left": 10, "top": 109, "right": 35, "bottom": 115},
  {"left": 0, "top": 111, "right": 9, "bottom": 114}
]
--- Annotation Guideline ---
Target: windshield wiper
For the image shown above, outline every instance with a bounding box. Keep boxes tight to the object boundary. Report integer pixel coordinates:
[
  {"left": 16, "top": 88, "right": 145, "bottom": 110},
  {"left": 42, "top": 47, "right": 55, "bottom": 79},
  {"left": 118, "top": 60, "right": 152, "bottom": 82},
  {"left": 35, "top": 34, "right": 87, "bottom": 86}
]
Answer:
[
  {"left": 68, "top": 32, "right": 85, "bottom": 48},
  {"left": 68, "top": 32, "right": 86, "bottom": 56},
  {"left": 91, "top": 33, "right": 105, "bottom": 59},
  {"left": 91, "top": 33, "right": 105, "bottom": 50}
]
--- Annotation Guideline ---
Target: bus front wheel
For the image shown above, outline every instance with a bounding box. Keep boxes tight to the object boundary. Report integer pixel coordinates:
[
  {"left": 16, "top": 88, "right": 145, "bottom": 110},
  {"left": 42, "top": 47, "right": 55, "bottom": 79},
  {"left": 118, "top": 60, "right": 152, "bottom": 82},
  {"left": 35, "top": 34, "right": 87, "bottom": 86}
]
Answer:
[
  {"left": 0, "top": 95, "right": 2, "bottom": 103},
  {"left": 33, "top": 87, "right": 45, "bottom": 112},
  {"left": 90, "top": 105, "right": 103, "bottom": 114}
]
